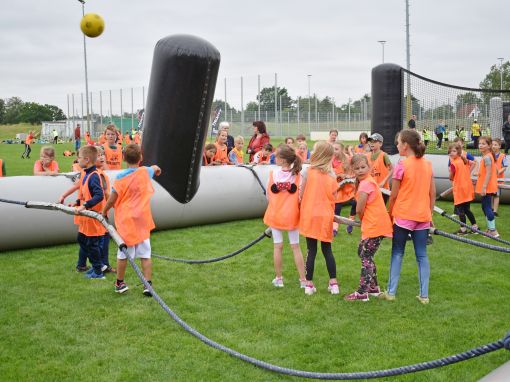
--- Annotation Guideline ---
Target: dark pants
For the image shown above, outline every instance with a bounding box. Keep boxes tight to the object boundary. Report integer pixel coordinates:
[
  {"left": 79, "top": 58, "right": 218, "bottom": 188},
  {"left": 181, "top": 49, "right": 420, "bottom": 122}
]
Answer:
[
  {"left": 481, "top": 194, "right": 495, "bottom": 221},
  {"left": 357, "top": 237, "right": 383, "bottom": 293},
  {"left": 75, "top": 138, "right": 81, "bottom": 151},
  {"left": 53, "top": 136, "right": 58, "bottom": 144},
  {"left": 436, "top": 133, "right": 443, "bottom": 148},
  {"left": 335, "top": 199, "right": 357, "bottom": 217},
  {"left": 77, "top": 232, "right": 102, "bottom": 274},
  {"left": 100, "top": 233, "right": 111, "bottom": 267},
  {"left": 22, "top": 144, "right": 31, "bottom": 158},
  {"left": 504, "top": 138, "right": 510, "bottom": 154},
  {"left": 305, "top": 238, "right": 336, "bottom": 281},
  {"left": 473, "top": 136, "right": 479, "bottom": 149},
  {"left": 455, "top": 202, "right": 476, "bottom": 225}
]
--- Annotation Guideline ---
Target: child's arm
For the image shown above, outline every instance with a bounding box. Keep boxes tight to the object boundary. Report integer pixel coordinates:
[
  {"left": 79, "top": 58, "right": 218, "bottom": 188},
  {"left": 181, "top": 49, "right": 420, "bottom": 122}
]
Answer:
[
  {"left": 356, "top": 192, "right": 368, "bottom": 220},
  {"left": 150, "top": 165, "right": 162, "bottom": 177},
  {"left": 387, "top": 179, "right": 400, "bottom": 218},
  {"left": 380, "top": 161, "right": 393, "bottom": 188},
  {"left": 481, "top": 160, "right": 492, "bottom": 196},
  {"left": 59, "top": 183, "right": 80, "bottom": 204},
  {"left": 102, "top": 190, "right": 118, "bottom": 217},
  {"left": 429, "top": 174, "right": 436, "bottom": 215}
]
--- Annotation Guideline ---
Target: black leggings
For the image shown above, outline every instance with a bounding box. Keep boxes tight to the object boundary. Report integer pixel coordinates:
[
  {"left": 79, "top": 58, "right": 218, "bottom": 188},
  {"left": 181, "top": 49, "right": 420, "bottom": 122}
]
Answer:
[
  {"left": 22, "top": 144, "right": 31, "bottom": 158},
  {"left": 305, "top": 238, "right": 336, "bottom": 281},
  {"left": 335, "top": 199, "right": 357, "bottom": 217},
  {"left": 456, "top": 202, "right": 476, "bottom": 225}
]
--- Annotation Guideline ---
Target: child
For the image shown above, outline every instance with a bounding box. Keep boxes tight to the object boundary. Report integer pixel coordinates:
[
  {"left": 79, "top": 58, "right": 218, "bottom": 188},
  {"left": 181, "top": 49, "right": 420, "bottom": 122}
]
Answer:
[
  {"left": 251, "top": 143, "right": 272, "bottom": 165},
  {"left": 354, "top": 132, "right": 370, "bottom": 154},
  {"left": 72, "top": 159, "right": 81, "bottom": 172},
  {"left": 102, "top": 144, "right": 161, "bottom": 295},
  {"left": 263, "top": 144, "right": 306, "bottom": 288},
  {"left": 134, "top": 131, "right": 141, "bottom": 145},
  {"left": 124, "top": 132, "right": 132, "bottom": 145},
  {"left": 68, "top": 146, "right": 106, "bottom": 278},
  {"left": 213, "top": 129, "right": 231, "bottom": 165},
  {"left": 85, "top": 131, "right": 95, "bottom": 145},
  {"left": 344, "top": 145, "right": 355, "bottom": 157},
  {"left": 300, "top": 141, "right": 339, "bottom": 296},
  {"left": 33, "top": 146, "right": 59, "bottom": 175},
  {"left": 0, "top": 158, "right": 5, "bottom": 176},
  {"left": 367, "top": 133, "right": 393, "bottom": 203},
  {"left": 492, "top": 139, "right": 508, "bottom": 216},
  {"left": 332, "top": 142, "right": 356, "bottom": 235},
  {"left": 295, "top": 134, "right": 311, "bottom": 161},
  {"left": 345, "top": 154, "right": 392, "bottom": 301},
  {"left": 202, "top": 143, "right": 220, "bottom": 166},
  {"left": 474, "top": 136, "right": 499, "bottom": 237},
  {"left": 284, "top": 137, "right": 295, "bottom": 148},
  {"left": 422, "top": 127, "right": 431, "bottom": 147},
  {"left": 21, "top": 131, "right": 35, "bottom": 159},
  {"left": 381, "top": 129, "right": 435, "bottom": 304},
  {"left": 103, "top": 125, "right": 123, "bottom": 170},
  {"left": 448, "top": 142, "right": 477, "bottom": 235},
  {"left": 328, "top": 129, "right": 338, "bottom": 144},
  {"left": 229, "top": 136, "right": 245, "bottom": 165},
  {"left": 296, "top": 142, "right": 309, "bottom": 163}
]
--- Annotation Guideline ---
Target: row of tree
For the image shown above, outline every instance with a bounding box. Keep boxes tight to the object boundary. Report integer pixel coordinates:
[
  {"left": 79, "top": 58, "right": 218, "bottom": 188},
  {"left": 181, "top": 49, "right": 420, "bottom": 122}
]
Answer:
[{"left": 0, "top": 97, "right": 66, "bottom": 125}]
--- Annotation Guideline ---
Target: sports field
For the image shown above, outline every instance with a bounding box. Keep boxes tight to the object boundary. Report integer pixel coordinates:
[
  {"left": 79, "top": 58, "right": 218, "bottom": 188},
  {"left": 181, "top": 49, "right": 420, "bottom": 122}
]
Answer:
[{"left": 0, "top": 126, "right": 509, "bottom": 381}]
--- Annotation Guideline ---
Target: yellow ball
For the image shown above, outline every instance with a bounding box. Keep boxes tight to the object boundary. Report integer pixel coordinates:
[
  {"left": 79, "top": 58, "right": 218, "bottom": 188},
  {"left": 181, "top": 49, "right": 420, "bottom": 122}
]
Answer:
[{"left": 80, "top": 13, "right": 105, "bottom": 38}]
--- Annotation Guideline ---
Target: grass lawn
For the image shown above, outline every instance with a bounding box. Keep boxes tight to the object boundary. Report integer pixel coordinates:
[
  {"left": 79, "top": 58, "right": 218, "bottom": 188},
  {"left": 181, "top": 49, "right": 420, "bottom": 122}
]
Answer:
[{"left": 0, "top": 124, "right": 509, "bottom": 381}]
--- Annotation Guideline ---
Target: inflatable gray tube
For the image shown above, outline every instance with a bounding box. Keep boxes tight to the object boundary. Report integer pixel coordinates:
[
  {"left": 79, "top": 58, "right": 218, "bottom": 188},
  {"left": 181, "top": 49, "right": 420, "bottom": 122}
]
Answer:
[{"left": 0, "top": 159, "right": 508, "bottom": 251}]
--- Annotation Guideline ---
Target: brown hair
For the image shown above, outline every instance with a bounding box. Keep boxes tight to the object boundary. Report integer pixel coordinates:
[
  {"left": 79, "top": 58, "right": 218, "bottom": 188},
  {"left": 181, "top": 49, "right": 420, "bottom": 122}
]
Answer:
[
  {"left": 204, "top": 143, "right": 217, "bottom": 152},
  {"left": 396, "top": 129, "right": 426, "bottom": 158},
  {"left": 276, "top": 143, "right": 302, "bottom": 175},
  {"left": 79, "top": 145, "right": 98, "bottom": 164},
  {"left": 263, "top": 143, "right": 273, "bottom": 152},
  {"left": 310, "top": 141, "right": 334, "bottom": 173},
  {"left": 40, "top": 146, "right": 55, "bottom": 158},
  {"left": 285, "top": 137, "right": 295, "bottom": 145},
  {"left": 215, "top": 128, "right": 228, "bottom": 143},
  {"left": 296, "top": 133, "right": 306, "bottom": 141},
  {"left": 359, "top": 132, "right": 369, "bottom": 143},
  {"left": 493, "top": 138, "right": 502, "bottom": 147},
  {"left": 448, "top": 142, "right": 467, "bottom": 165},
  {"left": 351, "top": 154, "right": 370, "bottom": 190},
  {"left": 329, "top": 129, "right": 338, "bottom": 135},
  {"left": 123, "top": 143, "right": 142, "bottom": 165},
  {"left": 252, "top": 121, "right": 267, "bottom": 135},
  {"left": 105, "top": 124, "right": 117, "bottom": 134},
  {"left": 479, "top": 136, "right": 496, "bottom": 161}
]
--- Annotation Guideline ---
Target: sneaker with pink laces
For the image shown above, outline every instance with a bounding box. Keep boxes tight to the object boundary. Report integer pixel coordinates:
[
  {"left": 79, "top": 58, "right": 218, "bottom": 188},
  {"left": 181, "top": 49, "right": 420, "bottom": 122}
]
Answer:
[
  {"left": 344, "top": 291, "right": 369, "bottom": 301},
  {"left": 304, "top": 283, "right": 317, "bottom": 295},
  {"left": 328, "top": 282, "right": 340, "bottom": 295},
  {"left": 272, "top": 277, "right": 284, "bottom": 288}
]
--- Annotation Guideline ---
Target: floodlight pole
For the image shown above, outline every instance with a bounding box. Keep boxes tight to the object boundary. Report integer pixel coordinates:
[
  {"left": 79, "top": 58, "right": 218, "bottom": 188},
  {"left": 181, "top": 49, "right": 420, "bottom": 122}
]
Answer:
[
  {"left": 307, "top": 74, "right": 312, "bottom": 133},
  {"left": 78, "top": 0, "right": 91, "bottom": 133},
  {"left": 498, "top": 57, "right": 504, "bottom": 96},
  {"left": 377, "top": 40, "right": 386, "bottom": 63}
]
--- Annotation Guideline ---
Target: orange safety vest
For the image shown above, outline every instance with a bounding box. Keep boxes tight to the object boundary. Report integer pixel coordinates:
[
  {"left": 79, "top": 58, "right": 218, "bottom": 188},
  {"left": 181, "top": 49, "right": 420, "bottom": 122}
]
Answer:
[
  {"left": 213, "top": 142, "right": 230, "bottom": 165},
  {"left": 230, "top": 147, "right": 244, "bottom": 164},
  {"left": 98, "top": 134, "right": 106, "bottom": 145},
  {"left": 475, "top": 154, "right": 498, "bottom": 194},
  {"left": 357, "top": 176, "right": 393, "bottom": 239},
  {"left": 451, "top": 156, "right": 474, "bottom": 205},
  {"left": 25, "top": 134, "right": 33, "bottom": 145},
  {"left": 299, "top": 168, "right": 337, "bottom": 242},
  {"left": 332, "top": 159, "right": 355, "bottom": 203},
  {"left": 0, "top": 159, "right": 3, "bottom": 177},
  {"left": 124, "top": 135, "right": 132, "bottom": 145},
  {"left": 256, "top": 152, "right": 271, "bottom": 164},
  {"left": 97, "top": 169, "right": 111, "bottom": 200},
  {"left": 34, "top": 160, "right": 59, "bottom": 173},
  {"left": 77, "top": 169, "right": 106, "bottom": 236},
  {"left": 134, "top": 133, "right": 141, "bottom": 145},
  {"left": 85, "top": 133, "right": 94, "bottom": 145},
  {"left": 103, "top": 144, "right": 122, "bottom": 170},
  {"left": 354, "top": 145, "right": 367, "bottom": 154},
  {"left": 495, "top": 153, "right": 506, "bottom": 180},
  {"left": 263, "top": 171, "right": 300, "bottom": 230},
  {"left": 113, "top": 167, "right": 155, "bottom": 247},
  {"left": 392, "top": 156, "right": 433, "bottom": 222},
  {"left": 368, "top": 150, "right": 390, "bottom": 189}
]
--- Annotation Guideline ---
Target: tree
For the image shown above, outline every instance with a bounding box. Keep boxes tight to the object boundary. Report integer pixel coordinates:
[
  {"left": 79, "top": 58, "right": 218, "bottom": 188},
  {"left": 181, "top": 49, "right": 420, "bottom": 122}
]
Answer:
[
  {"left": 479, "top": 61, "right": 510, "bottom": 102},
  {"left": 18, "top": 102, "right": 53, "bottom": 125},
  {"left": 0, "top": 99, "right": 5, "bottom": 124},
  {"left": 3, "top": 97, "right": 24, "bottom": 124},
  {"left": 245, "top": 101, "right": 259, "bottom": 113},
  {"left": 257, "top": 87, "right": 294, "bottom": 112},
  {"left": 44, "top": 104, "right": 66, "bottom": 121}
]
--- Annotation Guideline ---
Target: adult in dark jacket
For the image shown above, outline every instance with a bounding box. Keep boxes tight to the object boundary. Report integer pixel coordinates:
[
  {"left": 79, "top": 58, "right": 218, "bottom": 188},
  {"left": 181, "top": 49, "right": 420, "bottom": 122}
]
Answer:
[
  {"left": 247, "top": 121, "right": 270, "bottom": 162},
  {"left": 503, "top": 114, "right": 510, "bottom": 154}
]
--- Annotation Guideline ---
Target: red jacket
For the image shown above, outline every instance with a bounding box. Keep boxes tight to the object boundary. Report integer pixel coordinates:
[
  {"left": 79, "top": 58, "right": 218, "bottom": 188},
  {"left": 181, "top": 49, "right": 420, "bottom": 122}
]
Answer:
[{"left": 247, "top": 133, "right": 270, "bottom": 162}]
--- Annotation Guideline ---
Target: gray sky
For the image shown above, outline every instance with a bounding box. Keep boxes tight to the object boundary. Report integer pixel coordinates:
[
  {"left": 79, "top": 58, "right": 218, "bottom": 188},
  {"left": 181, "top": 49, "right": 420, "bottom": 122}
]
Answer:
[{"left": 0, "top": 0, "right": 506, "bottom": 113}]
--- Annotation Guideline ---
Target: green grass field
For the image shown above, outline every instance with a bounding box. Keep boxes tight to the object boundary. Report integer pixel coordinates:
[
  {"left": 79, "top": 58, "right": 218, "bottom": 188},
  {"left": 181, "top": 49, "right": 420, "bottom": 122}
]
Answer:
[{"left": 1, "top": 124, "right": 509, "bottom": 381}]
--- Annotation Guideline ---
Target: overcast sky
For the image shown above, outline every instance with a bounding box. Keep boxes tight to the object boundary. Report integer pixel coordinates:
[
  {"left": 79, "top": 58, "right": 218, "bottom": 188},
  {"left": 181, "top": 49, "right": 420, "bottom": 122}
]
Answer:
[{"left": 0, "top": 0, "right": 506, "bottom": 113}]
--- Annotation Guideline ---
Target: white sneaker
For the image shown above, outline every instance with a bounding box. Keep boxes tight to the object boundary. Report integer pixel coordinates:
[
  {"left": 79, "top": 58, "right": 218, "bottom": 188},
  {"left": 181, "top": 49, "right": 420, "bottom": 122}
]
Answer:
[
  {"left": 328, "top": 283, "right": 340, "bottom": 295},
  {"left": 300, "top": 280, "right": 307, "bottom": 289},
  {"left": 304, "top": 284, "right": 317, "bottom": 295},
  {"left": 272, "top": 277, "right": 284, "bottom": 288}
]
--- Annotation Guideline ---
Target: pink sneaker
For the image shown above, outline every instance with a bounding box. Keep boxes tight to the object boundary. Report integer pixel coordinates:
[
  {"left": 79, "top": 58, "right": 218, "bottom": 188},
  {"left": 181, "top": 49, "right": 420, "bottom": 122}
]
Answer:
[
  {"left": 344, "top": 291, "right": 369, "bottom": 301},
  {"left": 367, "top": 286, "right": 382, "bottom": 297},
  {"left": 328, "top": 282, "right": 340, "bottom": 295},
  {"left": 305, "top": 283, "right": 317, "bottom": 295}
]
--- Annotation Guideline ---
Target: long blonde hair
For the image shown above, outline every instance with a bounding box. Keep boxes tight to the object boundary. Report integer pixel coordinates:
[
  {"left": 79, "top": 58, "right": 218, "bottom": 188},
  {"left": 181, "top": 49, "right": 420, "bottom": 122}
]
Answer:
[{"left": 310, "top": 141, "right": 334, "bottom": 173}]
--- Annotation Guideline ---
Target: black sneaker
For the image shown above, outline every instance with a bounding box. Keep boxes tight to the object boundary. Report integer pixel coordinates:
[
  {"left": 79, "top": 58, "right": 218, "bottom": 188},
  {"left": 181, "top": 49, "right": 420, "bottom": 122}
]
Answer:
[
  {"left": 143, "top": 281, "right": 153, "bottom": 297},
  {"left": 76, "top": 266, "right": 90, "bottom": 272},
  {"left": 115, "top": 281, "right": 129, "bottom": 294},
  {"left": 494, "top": 212, "right": 499, "bottom": 217},
  {"left": 426, "top": 234, "right": 433, "bottom": 245}
]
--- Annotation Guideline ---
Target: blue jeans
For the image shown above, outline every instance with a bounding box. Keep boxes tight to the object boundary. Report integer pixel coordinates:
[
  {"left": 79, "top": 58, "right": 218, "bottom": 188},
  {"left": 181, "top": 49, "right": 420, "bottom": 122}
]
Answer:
[
  {"left": 481, "top": 194, "right": 494, "bottom": 221},
  {"left": 387, "top": 224, "right": 430, "bottom": 298},
  {"left": 75, "top": 138, "right": 81, "bottom": 151},
  {"left": 77, "top": 233, "right": 102, "bottom": 274}
]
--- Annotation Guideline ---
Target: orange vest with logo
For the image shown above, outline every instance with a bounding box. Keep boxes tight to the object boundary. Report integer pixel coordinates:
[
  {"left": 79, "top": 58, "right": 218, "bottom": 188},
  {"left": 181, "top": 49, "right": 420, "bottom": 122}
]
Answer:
[
  {"left": 213, "top": 142, "right": 230, "bottom": 164},
  {"left": 256, "top": 153, "right": 271, "bottom": 164},
  {"left": 392, "top": 156, "right": 432, "bottom": 222},
  {"left": 332, "top": 159, "right": 355, "bottom": 203},
  {"left": 0, "top": 159, "right": 3, "bottom": 177},
  {"left": 357, "top": 176, "right": 393, "bottom": 239},
  {"left": 475, "top": 154, "right": 498, "bottom": 194},
  {"left": 97, "top": 169, "right": 111, "bottom": 201},
  {"left": 299, "top": 168, "right": 337, "bottom": 242},
  {"left": 369, "top": 151, "right": 390, "bottom": 189},
  {"left": 263, "top": 171, "right": 300, "bottom": 230},
  {"left": 103, "top": 144, "right": 122, "bottom": 170},
  {"left": 451, "top": 156, "right": 474, "bottom": 205},
  {"left": 77, "top": 170, "right": 106, "bottom": 236},
  {"left": 85, "top": 133, "right": 94, "bottom": 145},
  {"left": 113, "top": 167, "right": 155, "bottom": 246},
  {"left": 495, "top": 153, "right": 506, "bottom": 180}
]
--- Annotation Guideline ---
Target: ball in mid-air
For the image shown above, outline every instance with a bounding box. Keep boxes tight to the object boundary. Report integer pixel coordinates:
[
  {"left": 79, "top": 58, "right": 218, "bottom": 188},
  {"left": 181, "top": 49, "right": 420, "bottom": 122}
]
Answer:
[{"left": 80, "top": 13, "right": 104, "bottom": 38}]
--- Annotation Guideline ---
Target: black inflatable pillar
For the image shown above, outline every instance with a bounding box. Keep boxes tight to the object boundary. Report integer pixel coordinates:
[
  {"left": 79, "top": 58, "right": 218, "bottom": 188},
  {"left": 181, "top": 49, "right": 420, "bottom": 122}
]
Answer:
[
  {"left": 142, "top": 35, "right": 220, "bottom": 203},
  {"left": 371, "top": 64, "right": 402, "bottom": 155}
]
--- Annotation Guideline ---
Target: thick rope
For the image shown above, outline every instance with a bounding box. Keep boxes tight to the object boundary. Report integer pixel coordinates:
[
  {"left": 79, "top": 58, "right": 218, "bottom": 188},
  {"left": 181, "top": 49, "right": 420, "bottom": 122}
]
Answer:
[
  {"left": 2, "top": 197, "right": 509, "bottom": 380},
  {"left": 237, "top": 164, "right": 266, "bottom": 195},
  {"left": 431, "top": 228, "right": 510, "bottom": 253},
  {"left": 153, "top": 228, "right": 271, "bottom": 264}
]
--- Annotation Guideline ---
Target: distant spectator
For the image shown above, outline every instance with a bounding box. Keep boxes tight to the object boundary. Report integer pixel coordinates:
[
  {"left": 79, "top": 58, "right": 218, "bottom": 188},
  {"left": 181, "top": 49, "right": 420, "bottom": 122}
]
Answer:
[
  {"left": 34, "top": 146, "right": 59, "bottom": 176},
  {"left": 285, "top": 137, "right": 295, "bottom": 148},
  {"left": 296, "top": 142, "right": 309, "bottom": 163},
  {"left": 219, "top": 121, "right": 234, "bottom": 153},
  {"left": 434, "top": 120, "right": 446, "bottom": 149},
  {"left": 74, "top": 124, "right": 81, "bottom": 151},
  {"left": 21, "top": 130, "right": 35, "bottom": 159},
  {"left": 503, "top": 115, "right": 510, "bottom": 154},
  {"left": 247, "top": 121, "right": 270, "bottom": 162},
  {"left": 407, "top": 114, "right": 417, "bottom": 129},
  {"left": 295, "top": 134, "right": 311, "bottom": 161},
  {"left": 328, "top": 129, "right": 338, "bottom": 144},
  {"left": 251, "top": 143, "right": 273, "bottom": 165},
  {"left": 471, "top": 119, "right": 481, "bottom": 149},
  {"left": 52, "top": 129, "right": 59, "bottom": 144}
]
